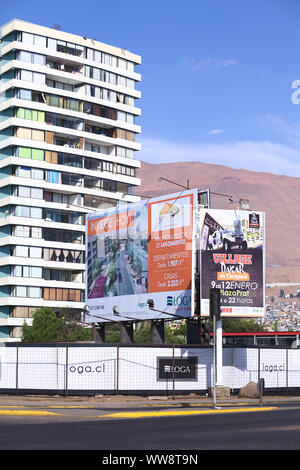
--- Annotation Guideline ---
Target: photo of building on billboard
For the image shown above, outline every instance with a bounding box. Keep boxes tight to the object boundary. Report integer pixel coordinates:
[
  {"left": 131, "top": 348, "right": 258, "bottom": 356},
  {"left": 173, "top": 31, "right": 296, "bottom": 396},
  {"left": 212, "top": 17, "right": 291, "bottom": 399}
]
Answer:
[
  {"left": 199, "top": 209, "right": 265, "bottom": 317},
  {"left": 86, "top": 189, "right": 197, "bottom": 322}
]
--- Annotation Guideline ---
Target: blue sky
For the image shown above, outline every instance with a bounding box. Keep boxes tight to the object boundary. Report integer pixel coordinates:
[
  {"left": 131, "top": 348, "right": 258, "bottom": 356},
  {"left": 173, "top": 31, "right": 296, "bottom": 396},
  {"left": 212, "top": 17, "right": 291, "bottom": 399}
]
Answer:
[{"left": 2, "top": 0, "right": 300, "bottom": 176}]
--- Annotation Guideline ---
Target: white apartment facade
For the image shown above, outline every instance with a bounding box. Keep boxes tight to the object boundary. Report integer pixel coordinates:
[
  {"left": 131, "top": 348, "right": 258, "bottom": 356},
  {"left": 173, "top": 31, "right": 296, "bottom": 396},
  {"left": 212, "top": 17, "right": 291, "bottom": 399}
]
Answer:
[{"left": 0, "top": 19, "right": 141, "bottom": 341}]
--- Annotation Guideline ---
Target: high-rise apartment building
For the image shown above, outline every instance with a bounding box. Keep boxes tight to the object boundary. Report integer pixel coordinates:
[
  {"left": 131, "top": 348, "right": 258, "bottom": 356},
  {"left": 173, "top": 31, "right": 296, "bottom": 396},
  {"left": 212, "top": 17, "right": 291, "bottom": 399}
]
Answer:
[{"left": 0, "top": 19, "right": 141, "bottom": 341}]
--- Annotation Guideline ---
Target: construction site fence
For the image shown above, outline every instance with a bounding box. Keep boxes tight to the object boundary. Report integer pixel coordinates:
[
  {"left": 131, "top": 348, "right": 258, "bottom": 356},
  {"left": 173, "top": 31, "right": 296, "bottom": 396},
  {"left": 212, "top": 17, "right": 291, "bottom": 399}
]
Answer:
[{"left": 0, "top": 343, "right": 299, "bottom": 396}]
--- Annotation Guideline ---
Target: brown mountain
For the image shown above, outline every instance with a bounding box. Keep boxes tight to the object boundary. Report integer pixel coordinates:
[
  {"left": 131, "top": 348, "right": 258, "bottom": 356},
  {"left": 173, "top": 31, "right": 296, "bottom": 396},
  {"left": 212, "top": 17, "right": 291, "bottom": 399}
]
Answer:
[{"left": 136, "top": 160, "right": 300, "bottom": 285}]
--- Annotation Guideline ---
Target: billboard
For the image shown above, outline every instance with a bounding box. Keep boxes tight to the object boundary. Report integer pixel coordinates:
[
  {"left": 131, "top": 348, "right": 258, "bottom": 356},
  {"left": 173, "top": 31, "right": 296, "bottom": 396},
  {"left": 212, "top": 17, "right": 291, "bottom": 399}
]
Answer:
[
  {"left": 199, "top": 209, "right": 265, "bottom": 317},
  {"left": 85, "top": 189, "right": 197, "bottom": 322}
]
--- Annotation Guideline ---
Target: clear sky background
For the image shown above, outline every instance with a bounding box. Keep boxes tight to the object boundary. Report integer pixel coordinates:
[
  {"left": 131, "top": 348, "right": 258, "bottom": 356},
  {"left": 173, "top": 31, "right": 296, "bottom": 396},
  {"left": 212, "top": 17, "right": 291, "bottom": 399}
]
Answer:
[{"left": 2, "top": 0, "right": 300, "bottom": 177}]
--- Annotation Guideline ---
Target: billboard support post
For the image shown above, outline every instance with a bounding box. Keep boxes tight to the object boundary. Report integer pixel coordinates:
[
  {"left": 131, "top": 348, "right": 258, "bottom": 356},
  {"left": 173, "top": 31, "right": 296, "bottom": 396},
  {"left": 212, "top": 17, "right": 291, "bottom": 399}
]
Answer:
[
  {"left": 93, "top": 323, "right": 106, "bottom": 343},
  {"left": 120, "top": 322, "right": 134, "bottom": 344},
  {"left": 151, "top": 320, "right": 165, "bottom": 344}
]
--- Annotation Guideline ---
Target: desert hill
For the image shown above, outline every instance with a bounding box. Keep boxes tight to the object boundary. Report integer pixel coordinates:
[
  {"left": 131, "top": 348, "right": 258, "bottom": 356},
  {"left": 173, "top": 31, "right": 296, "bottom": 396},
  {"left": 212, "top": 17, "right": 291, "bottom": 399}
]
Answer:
[{"left": 136, "top": 160, "right": 300, "bottom": 285}]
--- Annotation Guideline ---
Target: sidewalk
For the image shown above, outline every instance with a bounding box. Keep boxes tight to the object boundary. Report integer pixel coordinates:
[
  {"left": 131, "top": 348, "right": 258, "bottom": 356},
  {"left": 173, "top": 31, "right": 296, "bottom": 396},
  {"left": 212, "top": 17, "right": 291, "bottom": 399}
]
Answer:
[{"left": 0, "top": 392, "right": 299, "bottom": 407}]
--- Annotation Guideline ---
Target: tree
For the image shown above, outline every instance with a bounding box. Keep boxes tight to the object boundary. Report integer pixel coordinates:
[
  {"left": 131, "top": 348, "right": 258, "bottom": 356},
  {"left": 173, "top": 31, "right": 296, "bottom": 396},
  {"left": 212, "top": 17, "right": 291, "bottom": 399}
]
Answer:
[
  {"left": 22, "top": 307, "right": 93, "bottom": 342},
  {"left": 22, "top": 307, "right": 63, "bottom": 342},
  {"left": 222, "top": 317, "right": 266, "bottom": 333}
]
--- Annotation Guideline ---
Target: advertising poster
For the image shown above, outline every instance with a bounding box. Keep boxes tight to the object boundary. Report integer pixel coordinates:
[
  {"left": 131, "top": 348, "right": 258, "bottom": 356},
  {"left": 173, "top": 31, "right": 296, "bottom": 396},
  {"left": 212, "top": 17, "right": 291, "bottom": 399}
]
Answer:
[
  {"left": 85, "top": 189, "right": 197, "bottom": 322},
  {"left": 199, "top": 209, "right": 265, "bottom": 317}
]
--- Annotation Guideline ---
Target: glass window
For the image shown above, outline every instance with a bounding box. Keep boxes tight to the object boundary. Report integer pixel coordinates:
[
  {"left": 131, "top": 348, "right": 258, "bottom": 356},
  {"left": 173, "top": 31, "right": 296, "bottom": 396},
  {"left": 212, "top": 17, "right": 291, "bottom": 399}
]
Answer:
[
  {"left": 18, "top": 89, "right": 32, "bottom": 100},
  {"left": 31, "top": 129, "right": 44, "bottom": 141},
  {"left": 94, "top": 50, "right": 101, "bottom": 62},
  {"left": 117, "top": 111, "right": 126, "bottom": 122},
  {"left": 31, "top": 226, "right": 42, "bottom": 238},
  {"left": 17, "top": 50, "right": 32, "bottom": 63},
  {"left": 15, "top": 205, "right": 30, "bottom": 217},
  {"left": 47, "top": 38, "right": 56, "bottom": 50},
  {"left": 34, "top": 35, "right": 47, "bottom": 48},
  {"left": 31, "top": 149, "right": 44, "bottom": 161},
  {"left": 15, "top": 245, "right": 28, "bottom": 257},
  {"left": 31, "top": 188, "right": 43, "bottom": 199},
  {"left": 15, "top": 286, "right": 27, "bottom": 297},
  {"left": 127, "top": 78, "right": 135, "bottom": 89},
  {"left": 33, "top": 72, "right": 45, "bottom": 84},
  {"left": 29, "top": 246, "right": 42, "bottom": 258},
  {"left": 14, "top": 225, "right": 30, "bottom": 237},
  {"left": 31, "top": 168, "right": 44, "bottom": 180},
  {"left": 57, "top": 40, "right": 67, "bottom": 53},
  {"left": 17, "top": 166, "right": 30, "bottom": 178},
  {"left": 86, "top": 48, "right": 94, "bottom": 61},
  {"left": 18, "top": 147, "right": 31, "bottom": 159},
  {"left": 31, "top": 207, "right": 42, "bottom": 219},
  {"left": 12, "top": 265, "right": 22, "bottom": 277},
  {"left": 22, "top": 32, "right": 34, "bottom": 45},
  {"left": 31, "top": 266, "right": 42, "bottom": 278},
  {"left": 23, "top": 266, "right": 30, "bottom": 277},
  {"left": 33, "top": 54, "right": 46, "bottom": 66},
  {"left": 20, "top": 69, "right": 33, "bottom": 82},
  {"left": 28, "top": 286, "right": 41, "bottom": 298},
  {"left": 18, "top": 186, "right": 30, "bottom": 198}
]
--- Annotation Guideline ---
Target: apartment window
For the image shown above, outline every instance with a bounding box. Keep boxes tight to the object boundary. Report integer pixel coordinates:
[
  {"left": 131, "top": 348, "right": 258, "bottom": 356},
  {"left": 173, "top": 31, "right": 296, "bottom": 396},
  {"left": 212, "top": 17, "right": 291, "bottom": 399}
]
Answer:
[
  {"left": 45, "top": 170, "right": 62, "bottom": 184},
  {"left": 116, "top": 146, "right": 134, "bottom": 159},
  {"left": 16, "top": 50, "right": 46, "bottom": 66},
  {"left": 13, "top": 225, "right": 30, "bottom": 237},
  {"left": 18, "top": 31, "right": 47, "bottom": 49},
  {"left": 102, "top": 179, "right": 117, "bottom": 192},
  {"left": 43, "top": 248, "right": 83, "bottom": 263},
  {"left": 116, "top": 164, "right": 135, "bottom": 177},
  {"left": 85, "top": 66, "right": 116, "bottom": 85},
  {"left": 85, "top": 84, "right": 117, "bottom": 103},
  {"left": 15, "top": 147, "right": 44, "bottom": 160},
  {"left": 55, "top": 39, "right": 84, "bottom": 57},
  {"left": 14, "top": 186, "right": 43, "bottom": 199},
  {"left": 15, "top": 108, "right": 45, "bottom": 122},
  {"left": 12, "top": 265, "right": 42, "bottom": 278},
  {"left": 14, "top": 245, "right": 42, "bottom": 258},
  {"left": 11, "top": 306, "right": 37, "bottom": 318},
  {"left": 16, "top": 69, "right": 46, "bottom": 85},
  {"left": 43, "top": 227, "right": 82, "bottom": 243},
  {"left": 57, "top": 152, "right": 82, "bottom": 168},
  {"left": 15, "top": 127, "right": 44, "bottom": 142},
  {"left": 12, "top": 225, "right": 42, "bottom": 238},
  {"left": 102, "top": 161, "right": 113, "bottom": 173},
  {"left": 43, "top": 269, "right": 82, "bottom": 282},
  {"left": 15, "top": 166, "right": 44, "bottom": 180},
  {"left": 16, "top": 89, "right": 32, "bottom": 100},
  {"left": 86, "top": 48, "right": 102, "bottom": 63},
  {"left": 14, "top": 205, "right": 42, "bottom": 219},
  {"left": 44, "top": 287, "right": 82, "bottom": 302},
  {"left": 47, "top": 79, "right": 74, "bottom": 92},
  {"left": 12, "top": 286, "right": 41, "bottom": 298},
  {"left": 84, "top": 157, "right": 102, "bottom": 171},
  {"left": 85, "top": 143, "right": 108, "bottom": 154}
]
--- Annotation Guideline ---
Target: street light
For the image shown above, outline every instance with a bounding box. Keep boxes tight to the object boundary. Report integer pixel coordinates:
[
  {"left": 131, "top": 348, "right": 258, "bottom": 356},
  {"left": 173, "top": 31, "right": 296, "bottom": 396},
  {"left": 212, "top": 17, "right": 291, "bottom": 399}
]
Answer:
[
  {"left": 147, "top": 299, "right": 181, "bottom": 319},
  {"left": 157, "top": 176, "right": 190, "bottom": 190}
]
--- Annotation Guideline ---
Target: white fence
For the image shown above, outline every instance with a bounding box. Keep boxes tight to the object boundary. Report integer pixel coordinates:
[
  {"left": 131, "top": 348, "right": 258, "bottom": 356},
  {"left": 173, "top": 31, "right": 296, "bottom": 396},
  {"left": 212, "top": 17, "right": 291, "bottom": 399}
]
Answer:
[{"left": 0, "top": 344, "right": 299, "bottom": 395}]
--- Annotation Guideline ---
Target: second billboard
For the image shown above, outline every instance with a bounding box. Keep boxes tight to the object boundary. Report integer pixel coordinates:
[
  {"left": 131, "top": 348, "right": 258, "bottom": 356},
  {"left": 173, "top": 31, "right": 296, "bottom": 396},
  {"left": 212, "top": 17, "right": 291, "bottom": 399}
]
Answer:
[{"left": 199, "top": 209, "right": 265, "bottom": 317}]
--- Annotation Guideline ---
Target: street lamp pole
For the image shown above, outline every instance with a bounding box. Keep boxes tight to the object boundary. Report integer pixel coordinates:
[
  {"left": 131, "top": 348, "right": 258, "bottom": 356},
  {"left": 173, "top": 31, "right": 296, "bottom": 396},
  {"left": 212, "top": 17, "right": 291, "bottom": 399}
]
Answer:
[{"left": 157, "top": 176, "right": 190, "bottom": 190}]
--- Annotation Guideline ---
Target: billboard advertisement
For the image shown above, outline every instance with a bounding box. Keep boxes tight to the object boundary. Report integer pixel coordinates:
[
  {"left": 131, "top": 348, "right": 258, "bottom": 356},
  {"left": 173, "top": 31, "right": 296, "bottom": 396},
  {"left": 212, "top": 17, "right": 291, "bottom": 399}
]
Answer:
[
  {"left": 85, "top": 189, "right": 197, "bottom": 322},
  {"left": 199, "top": 209, "right": 265, "bottom": 317}
]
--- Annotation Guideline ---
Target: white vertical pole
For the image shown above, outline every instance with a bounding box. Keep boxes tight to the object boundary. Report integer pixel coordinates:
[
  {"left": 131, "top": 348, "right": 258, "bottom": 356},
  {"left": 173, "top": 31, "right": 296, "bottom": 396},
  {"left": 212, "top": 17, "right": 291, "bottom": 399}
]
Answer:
[{"left": 216, "top": 319, "right": 223, "bottom": 386}]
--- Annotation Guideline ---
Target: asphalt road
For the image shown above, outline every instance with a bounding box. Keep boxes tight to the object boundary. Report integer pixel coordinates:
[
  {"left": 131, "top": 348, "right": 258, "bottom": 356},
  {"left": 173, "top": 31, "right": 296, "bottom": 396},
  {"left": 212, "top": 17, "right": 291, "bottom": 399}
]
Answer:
[{"left": 1, "top": 399, "right": 300, "bottom": 451}]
